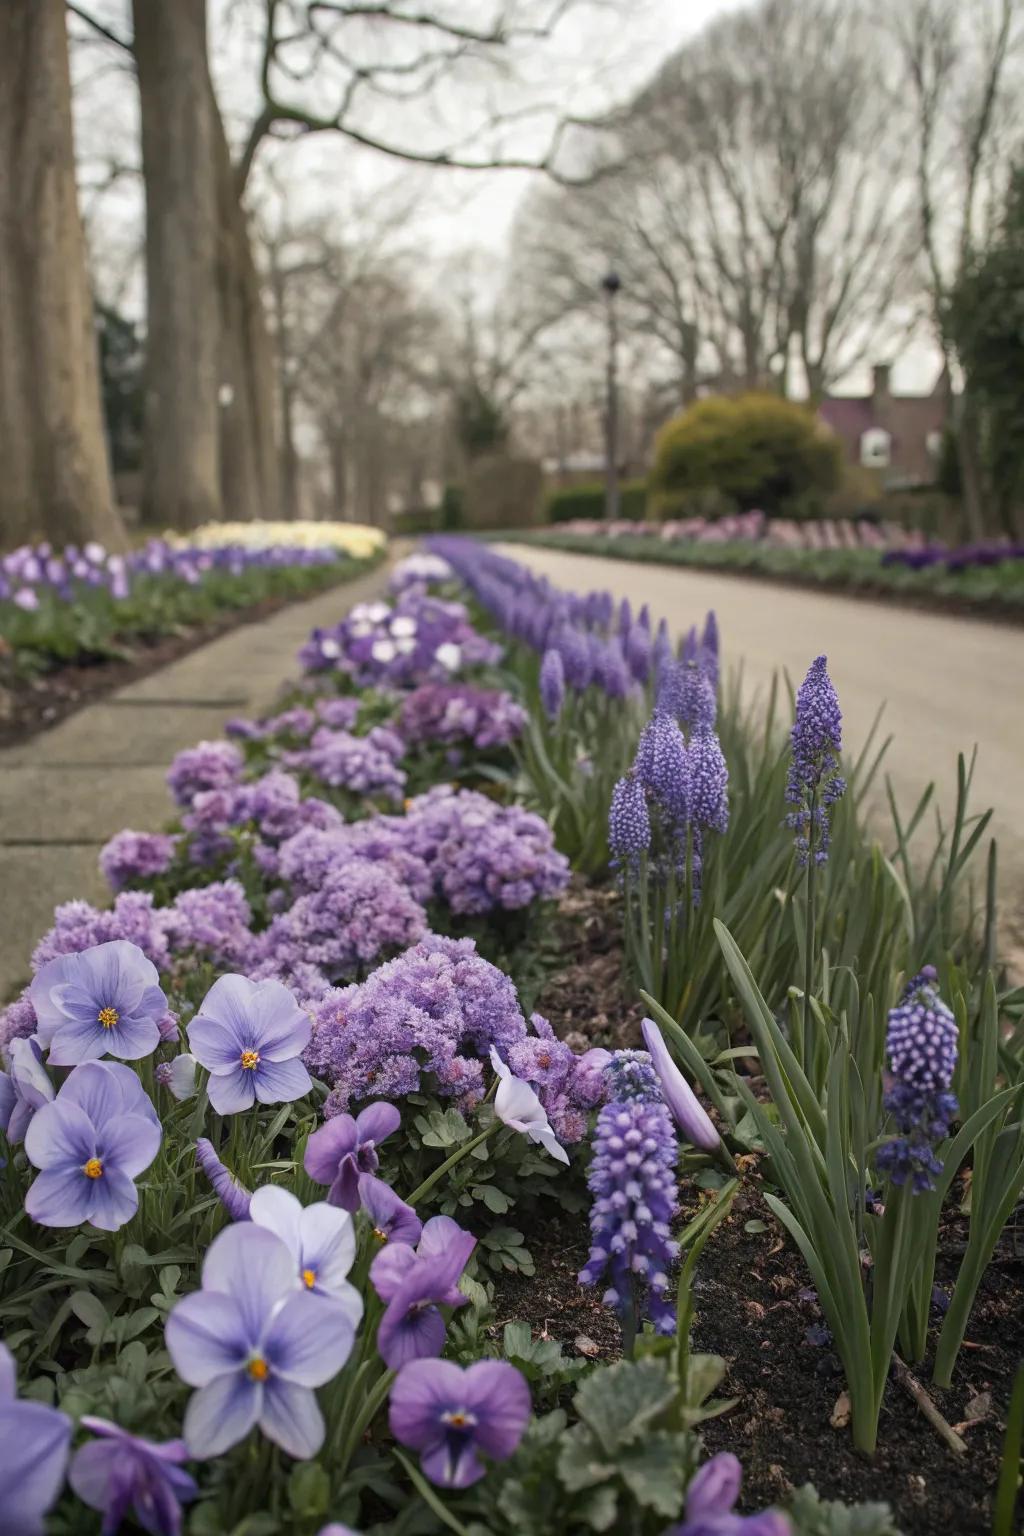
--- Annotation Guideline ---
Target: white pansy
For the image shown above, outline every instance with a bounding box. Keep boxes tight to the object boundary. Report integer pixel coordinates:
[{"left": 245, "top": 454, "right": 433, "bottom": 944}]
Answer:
[
  {"left": 166, "top": 1053, "right": 198, "bottom": 1102},
  {"left": 489, "top": 1048, "right": 569, "bottom": 1164},
  {"left": 435, "top": 642, "right": 462, "bottom": 671}
]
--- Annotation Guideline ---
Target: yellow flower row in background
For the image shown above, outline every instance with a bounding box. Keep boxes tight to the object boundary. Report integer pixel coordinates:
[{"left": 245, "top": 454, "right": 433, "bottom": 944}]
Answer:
[{"left": 171, "top": 521, "right": 387, "bottom": 560}]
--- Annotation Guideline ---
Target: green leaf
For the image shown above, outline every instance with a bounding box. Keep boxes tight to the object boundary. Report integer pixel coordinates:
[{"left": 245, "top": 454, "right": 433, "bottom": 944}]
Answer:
[
  {"left": 69, "top": 1292, "right": 110, "bottom": 1333},
  {"left": 556, "top": 1426, "right": 617, "bottom": 1492},
  {"left": 573, "top": 1358, "right": 676, "bottom": 1454},
  {"left": 288, "top": 1460, "right": 330, "bottom": 1517},
  {"left": 618, "top": 1431, "right": 692, "bottom": 1515}
]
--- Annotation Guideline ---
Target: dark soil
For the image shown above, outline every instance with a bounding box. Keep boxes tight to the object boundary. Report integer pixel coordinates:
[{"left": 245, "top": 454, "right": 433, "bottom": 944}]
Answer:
[
  {"left": 530, "top": 876, "right": 644, "bottom": 1051},
  {"left": 492, "top": 1188, "right": 1021, "bottom": 1536},
  {"left": 0, "top": 580, "right": 351, "bottom": 750}
]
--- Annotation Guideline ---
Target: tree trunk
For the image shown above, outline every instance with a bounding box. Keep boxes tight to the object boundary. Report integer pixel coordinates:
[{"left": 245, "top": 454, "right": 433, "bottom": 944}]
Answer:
[
  {"left": 953, "top": 388, "right": 988, "bottom": 541},
  {"left": 212, "top": 104, "right": 278, "bottom": 523},
  {"left": 0, "top": 0, "right": 124, "bottom": 549},
  {"left": 133, "top": 0, "right": 221, "bottom": 530}
]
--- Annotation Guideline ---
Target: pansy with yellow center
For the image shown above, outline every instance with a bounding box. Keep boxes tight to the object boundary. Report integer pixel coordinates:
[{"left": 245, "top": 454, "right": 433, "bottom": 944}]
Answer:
[
  {"left": 389, "top": 1358, "right": 530, "bottom": 1489},
  {"left": 30, "top": 939, "right": 168, "bottom": 1066},
  {"left": 249, "top": 1185, "right": 362, "bottom": 1318},
  {"left": 187, "top": 974, "right": 312, "bottom": 1115},
  {"left": 165, "top": 1223, "right": 359, "bottom": 1460}
]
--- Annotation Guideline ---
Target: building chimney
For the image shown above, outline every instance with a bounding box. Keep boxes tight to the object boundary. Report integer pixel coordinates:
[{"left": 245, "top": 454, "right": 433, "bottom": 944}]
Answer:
[{"left": 872, "top": 363, "right": 892, "bottom": 400}]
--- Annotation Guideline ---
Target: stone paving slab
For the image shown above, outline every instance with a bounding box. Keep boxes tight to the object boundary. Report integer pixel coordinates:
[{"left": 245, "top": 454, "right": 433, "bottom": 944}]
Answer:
[{"left": 0, "top": 562, "right": 390, "bottom": 999}]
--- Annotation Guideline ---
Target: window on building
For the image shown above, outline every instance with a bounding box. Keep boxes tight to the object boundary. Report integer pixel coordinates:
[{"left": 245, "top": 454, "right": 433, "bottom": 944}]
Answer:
[{"left": 860, "top": 427, "right": 892, "bottom": 468}]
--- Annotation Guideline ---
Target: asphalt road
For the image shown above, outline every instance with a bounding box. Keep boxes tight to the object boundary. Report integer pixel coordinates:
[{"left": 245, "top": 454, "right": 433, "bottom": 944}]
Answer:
[{"left": 496, "top": 544, "right": 1024, "bottom": 945}]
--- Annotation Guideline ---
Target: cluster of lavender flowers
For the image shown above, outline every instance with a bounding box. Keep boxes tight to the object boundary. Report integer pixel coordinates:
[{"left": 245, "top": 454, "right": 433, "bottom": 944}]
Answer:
[
  {"left": 166, "top": 767, "right": 344, "bottom": 875},
  {"left": 533, "top": 510, "right": 927, "bottom": 556},
  {"left": 397, "top": 682, "right": 527, "bottom": 753},
  {"left": 505, "top": 1014, "right": 610, "bottom": 1145},
  {"left": 305, "top": 934, "right": 529, "bottom": 1113},
  {"left": 0, "top": 537, "right": 341, "bottom": 614},
  {"left": 389, "top": 552, "right": 455, "bottom": 590},
  {"left": 402, "top": 786, "right": 570, "bottom": 915},
  {"left": 579, "top": 1050, "right": 680, "bottom": 1334},
  {"left": 225, "top": 695, "right": 361, "bottom": 745},
  {"left": 252, "top": 859, "right": 428, "bottom": 995},
  {"left": 876, "top": 967, "right": 959, "bottom": 1192},
  {"left": 299, "top": 591, "right": 501, "bottom": 687},
  {"left": 282, "top": 724, "right": 407, "bottom": 803},
  {"left": 785, "top": 655, "right": 846, "bottom": 865}
]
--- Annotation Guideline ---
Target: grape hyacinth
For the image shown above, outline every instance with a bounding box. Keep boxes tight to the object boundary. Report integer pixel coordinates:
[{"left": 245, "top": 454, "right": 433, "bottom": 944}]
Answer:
[
  {"left": 785, "top": 655, "right": 846, "bottom": 865},
  {"left": 608, "top": 772, "right": 651, "bottom": 872},
  {"left": 876, "top": 967, "right": 959, "bottom": 1193},
  {"left": 579, "top": 1050, "right": 680, "bottom": 1337},
  {"left": 539, "top": 647, "right": 565, "bottom": 721}
]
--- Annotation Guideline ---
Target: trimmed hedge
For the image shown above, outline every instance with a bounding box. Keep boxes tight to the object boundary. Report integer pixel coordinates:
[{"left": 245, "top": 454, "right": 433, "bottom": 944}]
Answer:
[{"left": 546, "top": 478, "right": 648, "bottom": 523}]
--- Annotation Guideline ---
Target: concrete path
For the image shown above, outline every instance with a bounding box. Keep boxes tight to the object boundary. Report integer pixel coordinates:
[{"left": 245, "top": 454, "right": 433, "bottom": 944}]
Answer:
[
  {"left": 0, "top": 565, "right": 389, "bottom": 997},
  {"left": 497, "top": 543, "right": 1024, "bottom": 943}
]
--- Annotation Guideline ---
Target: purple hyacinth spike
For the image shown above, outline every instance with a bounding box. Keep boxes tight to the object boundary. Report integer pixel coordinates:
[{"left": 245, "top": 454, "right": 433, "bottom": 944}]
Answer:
[
  {"left": 389, "top": 1358, "right": 531, "bottom": 1489},
  {"left": 876, "top": 969, "right": 959, "bottom": 1193},
  {"left": 701, "top": 611, "right": 720, "bottom": 688},
  {"left": 785, "top": 655, "right": 846, "bottom": 866},
  {"left": 304, "top": 1102, "right": 401, "bottom": 1212},
  {"left": 69, "top": 1418, "right": 198, "bottom": 1536},
  {"left": 24, "top": 1061, "right": 161, "bottom": 1232},
  {"left": 0, "top": 1339, "right": 73, "bottom": 1536},
  {"left": 539, "top": 648, "right": 565, "bottom": 721},
  {"left": 187, "top": 974, "right": 312, "bottom": 1115},
  {"left": 684, "top": 727, "right": 729, "bottom": 835},
  {"left": 608, "top": 773, "right": 651, "bottom": 870},
  {"left": 579, "top": 1050, "right": 680, "bottom": 1334},
  {"left": 165, "top": 1222, "right": 358, "bottom": 1460},
  {"left": 625, "top": 621, "right": 653, "bottom": 684},
  {"left": 632, "top": 710, "right": 688, "bottom": 824}
]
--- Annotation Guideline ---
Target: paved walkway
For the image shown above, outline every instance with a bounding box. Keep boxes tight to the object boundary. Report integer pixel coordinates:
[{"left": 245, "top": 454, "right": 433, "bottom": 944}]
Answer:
[
  {"left": 0, "top": 565, "right": 389, "bottom": 997},
  {"left": 498, "top": 544, "right": 1024, "bottom": 945}
]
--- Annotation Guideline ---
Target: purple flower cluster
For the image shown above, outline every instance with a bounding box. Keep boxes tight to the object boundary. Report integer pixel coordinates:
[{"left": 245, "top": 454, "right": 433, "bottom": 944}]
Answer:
[
  {"left": 0, "top": 536, "right": 341, "bottom": 616},
  {"left": 397, "top": 683, "right": 526, "bottom": 752},
  {"left": 283, "top": 725, "right": 407, "bottom": 803},
  {"left": 876, "top": 967, "right": 959, "bottom": 1193},
  {"left": 299, "top": 591, "right": 500, "bottom": 688},
  {"left": 277, "top": 822, "right": 433, "bottom": 904},
  {"left": 785, "top": 655, "right": 846, "bottom": 865},
  {"left": 166, "top": 740, "right": 244, "bottom": 808},
  {"left": 226, "top": 695, "right": 361, "bottom": 744},
  {"left": 505, "top": 1014, "right": 610, "bottom": 1144},
  {"left": 163, "top": 881, "right": 257, "bottom": 971},
  {"left": 31, "top": 891, "right": 175, "bottom": 974},
  {"left": 179, "top": 769, "right": 343, "bottom": 872},
  {"left": 579, "top": 1050, "right": 680, "bottom": 1334},
  {"left": 304, "top": 934, "right": 528, "bottom": 1113},
  {"left": 668, "top": 1454, "right": 789, "bottom": 1536},
  {"left": 99, "top": 829, "right": 179, "bottom": 892},
  {"left": 403, "top": 786, "right": 570, "bottom": 915},
  {"left": 254, "top": 859, "right": 428, "bottom": 990}
]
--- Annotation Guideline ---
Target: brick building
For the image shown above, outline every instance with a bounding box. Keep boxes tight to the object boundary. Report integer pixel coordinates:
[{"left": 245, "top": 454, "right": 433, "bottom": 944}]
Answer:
[{"left": 818, "top": 364, "right": 949, "bottom": 488}]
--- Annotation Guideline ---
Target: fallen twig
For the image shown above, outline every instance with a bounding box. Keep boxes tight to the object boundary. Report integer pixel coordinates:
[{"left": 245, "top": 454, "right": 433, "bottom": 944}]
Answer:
[{"left": 892, "top": 1355, "right": 968, "bottom": 1456}]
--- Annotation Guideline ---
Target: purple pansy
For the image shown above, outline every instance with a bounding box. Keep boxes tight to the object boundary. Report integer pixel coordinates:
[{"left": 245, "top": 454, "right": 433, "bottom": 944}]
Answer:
[
  {"left": 69, "top": 1418, "right": 198, "bottom": 1536},
  {"left": 359, "top": 1173, "right": 423, "bottom": 1247},
  {"left": 667, "top": 1452, "right": 790, "bottom": 1534},
  {"left": 24, "top": 1062, "right": 161, "bottom": 1232},
  {"left": 165, "top": 1223, "right": 357, "bottom": 1460},
  {"left": 0, "top": 1339, "right": 73, "bottom": 1536},
  {"left": 371, "top": 1214, "right": 476, "bottom": 1368},
  {"left": 30, "top": 940, "right": 168, "bottom": 1066},
  {"left": 249, "top": 1186, "right": 362, "bottom": 1320},
  {"left": 389, "top": 1358, "right": 530, "bottom": 1488},
  {"left": 0, "top": 1036, "right": 54, "bottom": 1145},
  {"left": 187, "top": 974, "right": 312, "bottom": 1115},
  {"left": 304, "top": 1102, "right": 401, "bottom": 1212}
]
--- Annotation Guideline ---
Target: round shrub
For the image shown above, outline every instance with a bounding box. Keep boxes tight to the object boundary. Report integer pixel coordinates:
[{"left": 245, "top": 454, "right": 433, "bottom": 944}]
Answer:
[{"left": 650, "top": 392, "right": 842, "bottom": 517}]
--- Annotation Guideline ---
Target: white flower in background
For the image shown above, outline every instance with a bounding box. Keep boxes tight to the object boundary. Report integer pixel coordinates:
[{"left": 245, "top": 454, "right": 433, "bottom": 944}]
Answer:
[
  {"left": 372, "top": 639, "right": 397, "bottom": 663},
  {"left": 435, "top": 642, "right": 461, "bottom": 672},
  {"left": 320, "top": 638, "right": 342, "bottom": 659},
  {"left": 489, "top": 1048, "right": 569, "bottom": 1164},
  {"left": 158, "top": 1053, "right": 198, "bottom": 1102},
  {"left": 362, "top": 602, "right": 391, "bottom": 623},
  {"left": 394, "top": 637, "right": 416, "bottom": 655},
  {"left": 348, "top": 621, "right": 373, "bottom": 639},
  {"left": 390, "top": 616, "right": 417, "bottom": 639},
  {"left": 167, "top": 520, "right": 387, "bottom": 559}
]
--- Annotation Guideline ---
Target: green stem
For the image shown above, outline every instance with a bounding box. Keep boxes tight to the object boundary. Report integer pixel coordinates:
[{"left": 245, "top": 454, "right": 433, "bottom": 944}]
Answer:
[
  {"left": 802, "top": 787, "right": 818, "bottom": 1077},
  {"left": 405, "top": 1123, "right": 498, "bottom": 1208}
]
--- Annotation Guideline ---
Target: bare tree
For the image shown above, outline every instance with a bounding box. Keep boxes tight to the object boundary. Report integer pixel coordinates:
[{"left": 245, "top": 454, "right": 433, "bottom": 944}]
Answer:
[
  {"left": 891, "top": 0, "right": 1023, "bottom": 534},
  {"left": 0, "top": 0, "right": 124, "bottom": 549}
]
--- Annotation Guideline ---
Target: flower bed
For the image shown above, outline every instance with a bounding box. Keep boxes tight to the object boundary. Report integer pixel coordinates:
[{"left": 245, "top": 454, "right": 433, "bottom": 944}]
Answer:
[
  {"left": 0, "top": 524, "right": 387, "bottom": 743},
  {"left": 1, "top": 542, "right": 1020, "bottom": 1535},
  {"left": 495, "top": 524, "right": 1024, "bottom": 616}
]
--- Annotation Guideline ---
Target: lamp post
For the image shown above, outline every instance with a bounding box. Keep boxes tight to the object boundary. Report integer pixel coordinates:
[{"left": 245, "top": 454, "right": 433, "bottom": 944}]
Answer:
[{"left": 601, "top": 270, "right": 622, "bottom": 521}]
